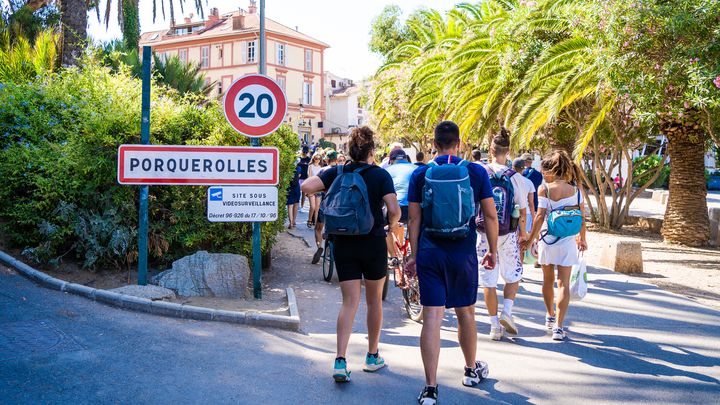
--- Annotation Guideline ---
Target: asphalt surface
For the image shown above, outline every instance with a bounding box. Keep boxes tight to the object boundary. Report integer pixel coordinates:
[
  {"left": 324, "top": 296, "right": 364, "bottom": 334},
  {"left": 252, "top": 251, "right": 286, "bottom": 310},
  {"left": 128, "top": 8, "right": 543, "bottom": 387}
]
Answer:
[{"left": 1, "top": 208, "right": 719, "bottom": 404}]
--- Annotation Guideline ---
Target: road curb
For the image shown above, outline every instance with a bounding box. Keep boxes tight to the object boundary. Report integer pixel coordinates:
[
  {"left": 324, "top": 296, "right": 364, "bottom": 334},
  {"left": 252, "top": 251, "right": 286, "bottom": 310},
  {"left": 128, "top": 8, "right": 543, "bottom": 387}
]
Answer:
[{"left": 0, "top": 249, "right": 300, "bottom": 332}]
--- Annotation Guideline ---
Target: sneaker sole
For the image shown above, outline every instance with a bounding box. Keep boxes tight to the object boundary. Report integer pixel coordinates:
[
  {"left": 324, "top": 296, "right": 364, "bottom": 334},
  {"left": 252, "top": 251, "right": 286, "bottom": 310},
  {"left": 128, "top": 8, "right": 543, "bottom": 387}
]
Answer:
[
  {"left": 363, "top": 363, "right": 386, "bottom": 372},
  {"left": 500, "top": 319, "right": 518, "bottom": 335},
  {"left": 462, "top": 377, "right": 480, "bottom": 387},
  {"left": 333, "top": 374, "right": 350, "bottom": 382}
]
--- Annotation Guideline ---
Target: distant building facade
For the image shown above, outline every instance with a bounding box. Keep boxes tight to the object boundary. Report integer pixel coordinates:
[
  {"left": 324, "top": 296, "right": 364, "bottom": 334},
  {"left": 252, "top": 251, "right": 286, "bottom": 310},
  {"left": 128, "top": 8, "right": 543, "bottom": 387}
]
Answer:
[
  {"left": 322, "top": 72, "right": 367, "bottom": 151},
  {"left": 139, "top": 1, "right": 329, "bottom": 143}
]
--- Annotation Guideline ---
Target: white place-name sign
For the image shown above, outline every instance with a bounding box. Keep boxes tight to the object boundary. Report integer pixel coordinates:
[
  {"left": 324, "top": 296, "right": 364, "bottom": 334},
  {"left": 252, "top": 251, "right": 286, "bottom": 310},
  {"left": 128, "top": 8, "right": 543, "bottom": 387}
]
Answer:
[
  {"left": 117, "top": 145, "right": 279, "bottom": 185},
  {"left": 207, "top": 186, "right": 278, "bottom": 222}
]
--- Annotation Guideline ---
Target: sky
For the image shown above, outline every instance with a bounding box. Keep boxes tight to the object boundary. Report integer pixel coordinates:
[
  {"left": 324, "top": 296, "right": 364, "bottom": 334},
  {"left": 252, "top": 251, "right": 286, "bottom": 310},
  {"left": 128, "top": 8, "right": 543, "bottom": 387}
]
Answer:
[{"left": 88, "top": 0, "right": 460, "bottom": 80}]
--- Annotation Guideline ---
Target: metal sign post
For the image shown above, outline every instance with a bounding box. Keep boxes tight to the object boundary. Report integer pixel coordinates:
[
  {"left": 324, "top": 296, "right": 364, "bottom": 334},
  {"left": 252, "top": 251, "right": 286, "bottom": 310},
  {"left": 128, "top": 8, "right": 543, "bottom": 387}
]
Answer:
[
  {"left": 251, "top": 0, "right": 267, "bottom": 299},
  {"left": 138, "top": 45, "right": 152, "bottom": 286}
]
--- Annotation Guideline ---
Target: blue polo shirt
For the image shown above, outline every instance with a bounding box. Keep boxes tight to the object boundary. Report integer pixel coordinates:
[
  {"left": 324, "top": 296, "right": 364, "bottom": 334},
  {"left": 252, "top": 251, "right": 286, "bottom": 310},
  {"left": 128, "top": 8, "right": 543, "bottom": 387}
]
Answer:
[
  {"left": 408, "top": 155, "right": 493, "bottom": 253},
  {"left": 385, "top": 159, "right": 417, "bottom": 206}
]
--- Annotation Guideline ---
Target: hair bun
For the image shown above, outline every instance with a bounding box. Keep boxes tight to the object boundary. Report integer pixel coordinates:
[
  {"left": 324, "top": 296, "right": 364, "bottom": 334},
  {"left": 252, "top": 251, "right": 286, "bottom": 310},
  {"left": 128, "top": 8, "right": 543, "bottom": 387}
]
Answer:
[{"left": 492, "top": 127, "right": 511, "bottom": 148}]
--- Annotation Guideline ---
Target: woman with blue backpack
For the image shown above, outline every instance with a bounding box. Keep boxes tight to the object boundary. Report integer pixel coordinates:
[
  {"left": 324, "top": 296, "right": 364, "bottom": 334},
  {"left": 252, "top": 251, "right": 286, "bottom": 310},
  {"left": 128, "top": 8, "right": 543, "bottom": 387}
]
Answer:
[
  {"left": 301, "top": 126, "right": 401, "bottom": 383},
  {"left": 521, "top": 150, "right": 588, "bottom": 341}
]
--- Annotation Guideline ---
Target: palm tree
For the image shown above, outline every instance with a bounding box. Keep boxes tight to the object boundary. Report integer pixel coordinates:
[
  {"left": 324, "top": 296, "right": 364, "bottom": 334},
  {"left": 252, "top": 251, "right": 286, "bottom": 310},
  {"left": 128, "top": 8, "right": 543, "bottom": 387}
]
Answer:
[{"left": 20, "top": 0, "right": 207, "bottom": 66}]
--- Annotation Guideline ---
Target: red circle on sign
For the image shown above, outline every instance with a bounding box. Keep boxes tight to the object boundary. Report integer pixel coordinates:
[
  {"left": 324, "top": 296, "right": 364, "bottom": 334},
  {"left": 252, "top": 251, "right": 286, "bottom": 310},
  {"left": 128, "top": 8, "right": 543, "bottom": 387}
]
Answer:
[{"left": 223, "top": 74, "right": 288, "bottom": 138}]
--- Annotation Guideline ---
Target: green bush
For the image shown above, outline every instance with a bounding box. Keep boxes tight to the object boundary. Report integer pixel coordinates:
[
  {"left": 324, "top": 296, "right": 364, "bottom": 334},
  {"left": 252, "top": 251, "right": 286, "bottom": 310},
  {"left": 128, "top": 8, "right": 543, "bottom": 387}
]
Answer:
[
  {"left": 0, "top": 60, "right": 299, "bottom": 270},
  {"left": 632, "top": 155, "right": 669, "bottom": 189}
]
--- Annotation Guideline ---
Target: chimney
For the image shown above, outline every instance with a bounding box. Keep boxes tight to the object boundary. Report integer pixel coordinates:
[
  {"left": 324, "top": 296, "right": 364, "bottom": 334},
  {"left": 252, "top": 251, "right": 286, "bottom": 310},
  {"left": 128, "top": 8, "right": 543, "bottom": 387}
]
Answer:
[
  {"left": 205, "top": 8, "right": 220, "bottom": 27},
  {"left": 249, "top": 0, "right": 257, "bottom": 14},
  {"left": 233, "top": 10, "right": 246, "bottom": 30}
]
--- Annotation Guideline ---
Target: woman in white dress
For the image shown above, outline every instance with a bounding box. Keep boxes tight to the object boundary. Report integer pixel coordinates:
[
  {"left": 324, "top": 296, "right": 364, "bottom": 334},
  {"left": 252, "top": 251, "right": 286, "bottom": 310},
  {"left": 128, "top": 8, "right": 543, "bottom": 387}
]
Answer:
[{"left": 522, "top": 150, "right": 587, "bottom": 341}]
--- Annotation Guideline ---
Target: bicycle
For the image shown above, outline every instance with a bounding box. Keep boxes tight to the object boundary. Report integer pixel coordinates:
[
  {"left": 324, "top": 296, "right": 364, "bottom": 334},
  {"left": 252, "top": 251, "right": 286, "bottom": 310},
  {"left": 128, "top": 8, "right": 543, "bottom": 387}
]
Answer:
[
  {"left": 321, "top": 237, "right": 334, "bottom": 282},
  {"left": 388, "top": 227, "right": 423, "bottom": 322}
]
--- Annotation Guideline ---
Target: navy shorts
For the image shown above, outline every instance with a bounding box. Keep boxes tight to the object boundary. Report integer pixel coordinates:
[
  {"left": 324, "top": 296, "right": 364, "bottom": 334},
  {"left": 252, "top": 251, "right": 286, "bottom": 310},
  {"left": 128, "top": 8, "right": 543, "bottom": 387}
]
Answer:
[{"left": 416, "top": 248, "right": 478, "bottom": 308}]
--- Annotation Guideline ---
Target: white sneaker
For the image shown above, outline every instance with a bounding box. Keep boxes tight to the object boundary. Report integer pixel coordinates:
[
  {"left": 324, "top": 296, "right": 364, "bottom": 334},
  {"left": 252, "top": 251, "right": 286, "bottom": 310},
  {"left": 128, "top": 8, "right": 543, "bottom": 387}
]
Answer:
[
  {"left": 462, "top": 360, "right": 489, "bottom": 387},
  {"left": 489, "top": 325, "right": 505, "bottom": 341},
  {"left": 545, "top": 315, "right": 556, "bottom": 330},
  {"left": 500, "top": 313, "right": 518, "bottom": 335},
  {"left": 552, "top": 327, "right": 567, "bottom": 341}
]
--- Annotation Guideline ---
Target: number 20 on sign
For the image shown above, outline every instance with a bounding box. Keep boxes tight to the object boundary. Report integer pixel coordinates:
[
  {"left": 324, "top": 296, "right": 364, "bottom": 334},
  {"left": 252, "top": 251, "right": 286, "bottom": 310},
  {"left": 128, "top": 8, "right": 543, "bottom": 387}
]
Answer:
[{"left": 223, "top": 74, "right": 288, "bottom": 138}]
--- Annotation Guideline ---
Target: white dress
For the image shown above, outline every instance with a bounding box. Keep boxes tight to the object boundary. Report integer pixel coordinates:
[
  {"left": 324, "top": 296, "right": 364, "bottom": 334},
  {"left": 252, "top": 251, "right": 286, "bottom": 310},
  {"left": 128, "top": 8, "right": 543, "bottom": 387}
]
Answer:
[{"left": 537, "top": 191, "right": 582, "bottom": 267}]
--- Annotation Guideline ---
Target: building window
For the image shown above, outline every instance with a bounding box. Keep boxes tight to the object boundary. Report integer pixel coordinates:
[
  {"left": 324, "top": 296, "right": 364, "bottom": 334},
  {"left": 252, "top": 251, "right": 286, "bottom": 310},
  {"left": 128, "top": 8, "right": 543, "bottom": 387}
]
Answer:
[
  {"left": 305, "top": 49, "right": 312, "bottom": 71},
  {"left": 201, "top": 46, "right": 210, "bottom": 68},
  {"left": 276, "top": 76, "right": 286, "bottom": 92},
  {"left": 331, "top": 79, "right": 336, "bottom": 88},
  {"left": 218, "top": 81, "right": 223, "bottom": 95},
  {"left": 276, "top": 43, "right": 286, "bottom": 66},
  {"left": 179, "top": 49, "right": 187, "bottom": 64},
  {"left": 303, "top": 82, "right": 312, "bottom": 105},
  {"left": 247, "top": 41, "right": 256, "bottom": 63}
]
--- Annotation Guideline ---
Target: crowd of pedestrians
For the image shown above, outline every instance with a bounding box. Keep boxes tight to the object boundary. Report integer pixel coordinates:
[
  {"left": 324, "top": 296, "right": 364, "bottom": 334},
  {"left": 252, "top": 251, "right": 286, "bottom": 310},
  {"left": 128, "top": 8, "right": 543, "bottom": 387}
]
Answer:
[{"left": 292, "top": 122, "right": 587, "bottom": 405}]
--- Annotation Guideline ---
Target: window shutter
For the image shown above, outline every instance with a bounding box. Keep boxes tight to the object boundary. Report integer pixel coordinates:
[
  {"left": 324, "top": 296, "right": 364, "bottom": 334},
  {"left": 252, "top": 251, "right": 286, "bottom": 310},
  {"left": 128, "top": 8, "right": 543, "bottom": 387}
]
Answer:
[{"left": 242, "top": 42, "right": 247, "bottom": 64}]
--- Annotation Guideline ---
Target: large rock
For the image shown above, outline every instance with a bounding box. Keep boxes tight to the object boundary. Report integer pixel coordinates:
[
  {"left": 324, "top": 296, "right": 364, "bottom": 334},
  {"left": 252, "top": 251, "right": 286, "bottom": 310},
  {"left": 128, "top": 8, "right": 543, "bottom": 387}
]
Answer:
[
  {"left": 598, "top": 241, "right": 643, "bottom": 274},
  {"left": 154, "top": 251, "right": 250, "bottom": 298}
]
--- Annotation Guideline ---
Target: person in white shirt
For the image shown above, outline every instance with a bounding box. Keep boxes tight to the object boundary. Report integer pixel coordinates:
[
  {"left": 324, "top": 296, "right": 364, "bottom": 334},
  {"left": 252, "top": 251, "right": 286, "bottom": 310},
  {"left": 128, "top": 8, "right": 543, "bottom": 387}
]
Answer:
[
  {"left": 476, "top": 129, "right": 528, "bottom": 341},
  {"left": 513, "top": 158, "right": 536, "bottom": 258},
  {"left": 380, "top": 142, "right": 404, "bottom": 169}
]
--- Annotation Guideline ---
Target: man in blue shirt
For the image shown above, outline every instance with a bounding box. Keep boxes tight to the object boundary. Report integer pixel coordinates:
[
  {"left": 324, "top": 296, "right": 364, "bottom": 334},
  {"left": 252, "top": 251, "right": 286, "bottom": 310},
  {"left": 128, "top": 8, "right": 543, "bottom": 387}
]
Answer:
[
  {"left": 521, "top": 153, "right": 543, "bottom": 209},
  {"left": 406, "top": 121, "right": 499, "bottom": 405},
  {"left": 385, "top": 148, "right": 419, "bottom": 260}
]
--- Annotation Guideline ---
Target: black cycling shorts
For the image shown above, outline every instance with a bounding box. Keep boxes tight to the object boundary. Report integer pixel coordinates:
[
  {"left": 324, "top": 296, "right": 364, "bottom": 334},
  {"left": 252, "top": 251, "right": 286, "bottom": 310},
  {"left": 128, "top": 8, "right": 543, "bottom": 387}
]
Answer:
[{"left": 332, "top": 235, "right": 387, "bottom": 282}]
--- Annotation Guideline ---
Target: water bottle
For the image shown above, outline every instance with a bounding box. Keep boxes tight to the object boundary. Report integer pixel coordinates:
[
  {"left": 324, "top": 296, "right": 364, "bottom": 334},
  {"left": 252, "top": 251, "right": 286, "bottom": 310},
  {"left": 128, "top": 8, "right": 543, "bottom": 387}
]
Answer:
[{"left": 510, "top": 204, "right": 520, "bottom": 231}]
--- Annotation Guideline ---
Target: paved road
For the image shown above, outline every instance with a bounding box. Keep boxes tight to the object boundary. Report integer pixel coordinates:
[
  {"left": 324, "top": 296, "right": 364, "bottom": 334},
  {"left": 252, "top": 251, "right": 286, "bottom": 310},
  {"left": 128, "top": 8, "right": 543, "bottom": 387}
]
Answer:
[{"left": 2, "top": 214, "right": 719, "bottom": 404}]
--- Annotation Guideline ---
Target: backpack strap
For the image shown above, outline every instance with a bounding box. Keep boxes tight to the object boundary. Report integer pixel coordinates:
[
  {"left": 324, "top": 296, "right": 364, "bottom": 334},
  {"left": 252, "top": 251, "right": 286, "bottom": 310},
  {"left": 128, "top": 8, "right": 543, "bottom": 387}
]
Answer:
[
  {"left": 576, "top": 187, "right": 581, "bottom": 206},
  {"left": 337, "top": 164, "right": 344, "bottom": 175},
  {"left": 503, "top": 168, "right": 517, "bottom": 178}
]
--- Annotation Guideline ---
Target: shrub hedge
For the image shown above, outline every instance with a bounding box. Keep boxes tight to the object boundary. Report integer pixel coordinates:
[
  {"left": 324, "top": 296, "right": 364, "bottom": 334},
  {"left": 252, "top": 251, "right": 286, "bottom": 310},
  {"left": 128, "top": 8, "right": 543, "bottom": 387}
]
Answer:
[{"left": 0, "top": 61, "right": 299, "bottom": 269}]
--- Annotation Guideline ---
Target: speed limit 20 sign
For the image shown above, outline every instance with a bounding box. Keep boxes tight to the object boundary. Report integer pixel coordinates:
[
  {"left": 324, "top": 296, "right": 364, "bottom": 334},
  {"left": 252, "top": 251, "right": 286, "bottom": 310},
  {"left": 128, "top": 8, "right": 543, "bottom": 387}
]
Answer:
[{"left": 223, "top": 74, "right": 288, "bottom": 138}]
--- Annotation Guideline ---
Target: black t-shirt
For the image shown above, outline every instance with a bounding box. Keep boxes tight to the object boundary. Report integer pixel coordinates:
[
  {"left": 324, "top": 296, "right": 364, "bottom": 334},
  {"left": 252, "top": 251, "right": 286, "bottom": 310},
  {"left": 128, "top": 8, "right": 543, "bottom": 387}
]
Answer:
[
  {"left": 319, "top": 163, "right": 396, "bottom": 237},
  {"left": 298, "top": 156, "right": 311, "bottom": 179}
]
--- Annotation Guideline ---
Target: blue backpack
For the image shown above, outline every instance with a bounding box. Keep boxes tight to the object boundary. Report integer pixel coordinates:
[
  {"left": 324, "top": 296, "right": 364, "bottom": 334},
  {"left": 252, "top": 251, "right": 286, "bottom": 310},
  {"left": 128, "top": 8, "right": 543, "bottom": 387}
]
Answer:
[
  {"left": 421, "top": 158, "right": 475, "bottom": 239},
  {"left": 476, "top": 166, "right": 517, "bottom": 236},
  {"left": 321, "top": 164, "right": 375, "bottom": 235},
  {"left": 542, "top": 187, "right": 583, "bottom": 244}
]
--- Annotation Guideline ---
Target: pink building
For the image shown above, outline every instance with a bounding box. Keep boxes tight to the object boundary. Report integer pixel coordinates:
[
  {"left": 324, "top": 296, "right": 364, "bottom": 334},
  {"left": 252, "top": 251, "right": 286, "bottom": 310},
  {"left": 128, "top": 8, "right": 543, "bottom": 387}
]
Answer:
[{"left": 139, "top": 1, "right": 329, "bottom": 143}]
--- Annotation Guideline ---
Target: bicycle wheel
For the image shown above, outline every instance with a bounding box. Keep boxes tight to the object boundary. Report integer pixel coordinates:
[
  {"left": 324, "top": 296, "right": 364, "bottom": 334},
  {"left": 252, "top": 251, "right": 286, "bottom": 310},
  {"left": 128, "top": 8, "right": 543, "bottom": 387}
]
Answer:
[
  {"left": 403, "top": 274, "right": 423, "bottom": 322},
  {"left": 322, "top": 240, "right": 334, "bottom": 282},
  {"left": 381, "top": 268, "right": 389, "bottom": 300}
]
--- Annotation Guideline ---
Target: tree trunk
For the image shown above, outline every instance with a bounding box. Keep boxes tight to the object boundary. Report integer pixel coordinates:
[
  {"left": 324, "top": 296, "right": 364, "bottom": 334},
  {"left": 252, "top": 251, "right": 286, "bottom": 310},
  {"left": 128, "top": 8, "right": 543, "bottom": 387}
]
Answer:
[
  {"left": 661, "top": 113, "right": 710, "bottom": 246},
  {"left": 122, "top": 0, "right": 140, "bottom": 50},
  {"left": 59, "top": 0, "right": 87, "bottom": 66}
]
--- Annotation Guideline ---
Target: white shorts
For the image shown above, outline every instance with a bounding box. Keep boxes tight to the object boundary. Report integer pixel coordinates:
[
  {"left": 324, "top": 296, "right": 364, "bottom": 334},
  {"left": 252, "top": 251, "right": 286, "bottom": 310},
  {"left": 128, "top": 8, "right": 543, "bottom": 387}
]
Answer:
[{"left": 477, "top": 231, "right": 524, "bottom": 288}]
